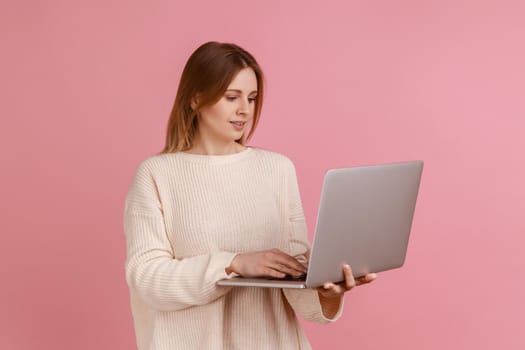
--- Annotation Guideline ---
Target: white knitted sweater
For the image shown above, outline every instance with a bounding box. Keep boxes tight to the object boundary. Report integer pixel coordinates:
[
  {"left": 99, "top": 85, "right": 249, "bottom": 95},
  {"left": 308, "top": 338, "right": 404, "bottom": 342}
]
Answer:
[{"left": 123, "top": 147, "right": 343, "bottom": 349}]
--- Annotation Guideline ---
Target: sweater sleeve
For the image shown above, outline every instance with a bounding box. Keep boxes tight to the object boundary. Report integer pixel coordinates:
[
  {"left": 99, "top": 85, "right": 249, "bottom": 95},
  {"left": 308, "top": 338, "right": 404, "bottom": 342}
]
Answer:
[
  {"left": 123, "top": 160, "right": 238, "bottom": 312},
  {"left": 280, "top": 159, "right": 344, "bottom": 323}
]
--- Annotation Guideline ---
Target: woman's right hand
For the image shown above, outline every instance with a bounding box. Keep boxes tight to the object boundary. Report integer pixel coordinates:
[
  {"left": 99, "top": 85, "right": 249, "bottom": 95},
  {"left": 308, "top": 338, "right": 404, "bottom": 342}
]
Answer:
[{"left": 226, "top": 248, "right": 307, "bottom": 278}]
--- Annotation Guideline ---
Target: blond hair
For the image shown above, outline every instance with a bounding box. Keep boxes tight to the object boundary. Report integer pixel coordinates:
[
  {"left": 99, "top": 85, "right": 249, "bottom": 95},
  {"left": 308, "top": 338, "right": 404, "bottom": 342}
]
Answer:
[{"left": 162, "top": 42, "right": 265, "bottom": 154}]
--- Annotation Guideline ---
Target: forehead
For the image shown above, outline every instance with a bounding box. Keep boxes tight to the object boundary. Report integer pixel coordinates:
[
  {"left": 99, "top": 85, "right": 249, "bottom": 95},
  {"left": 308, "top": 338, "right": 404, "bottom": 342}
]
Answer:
[{"left": 227, "top": 67, "right": 258, "bottom": 91}]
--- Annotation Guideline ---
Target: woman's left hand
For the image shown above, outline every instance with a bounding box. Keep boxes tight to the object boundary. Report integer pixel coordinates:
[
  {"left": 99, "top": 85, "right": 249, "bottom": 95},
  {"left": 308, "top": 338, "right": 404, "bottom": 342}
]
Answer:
[{"left": 316, "top": 264, "right": 377, "bottom": 299}]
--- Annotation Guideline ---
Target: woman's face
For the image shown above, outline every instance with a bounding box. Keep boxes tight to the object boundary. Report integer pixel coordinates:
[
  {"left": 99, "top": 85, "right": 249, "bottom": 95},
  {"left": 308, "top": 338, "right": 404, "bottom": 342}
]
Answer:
[{"left": 196, "top": 67, "right": 258, "bottom": 144}]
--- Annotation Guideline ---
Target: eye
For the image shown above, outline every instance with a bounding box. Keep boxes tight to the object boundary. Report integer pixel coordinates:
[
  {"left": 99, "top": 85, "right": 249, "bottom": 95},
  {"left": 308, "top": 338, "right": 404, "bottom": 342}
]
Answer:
[
  {"left": 226, "top": 96, "right": 237, "bottom": 101},
  {"left": 248, "top": 97, "right": 256, "bottom": 103}
]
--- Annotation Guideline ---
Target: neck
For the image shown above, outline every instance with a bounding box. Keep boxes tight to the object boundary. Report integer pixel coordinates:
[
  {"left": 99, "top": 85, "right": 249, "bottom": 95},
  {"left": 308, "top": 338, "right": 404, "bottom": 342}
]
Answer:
[{"left": 187, "top": 135, "right": 245, "bottom": 155}]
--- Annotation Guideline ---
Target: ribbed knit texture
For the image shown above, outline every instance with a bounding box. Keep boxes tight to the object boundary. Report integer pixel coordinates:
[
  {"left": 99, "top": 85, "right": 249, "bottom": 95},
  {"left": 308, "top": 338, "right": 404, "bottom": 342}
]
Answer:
[{"left": 123, "top": 147, "right": 343, "bottom": 350}]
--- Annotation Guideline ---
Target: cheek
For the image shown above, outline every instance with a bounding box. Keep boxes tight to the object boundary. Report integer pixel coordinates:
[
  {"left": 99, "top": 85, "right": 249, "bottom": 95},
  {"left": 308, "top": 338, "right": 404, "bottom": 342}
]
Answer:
[
  {"left": 200, "top": 105, "right": 228, "bottom": 123},
  {"left": 211, "top": 102, "right": 234, "bottom": 120}
]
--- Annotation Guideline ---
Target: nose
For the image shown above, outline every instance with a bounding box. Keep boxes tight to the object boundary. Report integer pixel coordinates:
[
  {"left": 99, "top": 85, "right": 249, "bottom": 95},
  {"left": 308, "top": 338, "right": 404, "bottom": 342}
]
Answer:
[{"left": 237, "top": 97, "right": 251, "bottom": 116}]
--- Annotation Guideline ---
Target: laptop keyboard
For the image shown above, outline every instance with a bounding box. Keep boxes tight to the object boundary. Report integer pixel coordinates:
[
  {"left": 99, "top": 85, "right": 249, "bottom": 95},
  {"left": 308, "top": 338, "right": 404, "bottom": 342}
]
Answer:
[{"left": 268, "top": 273, "right": 307, "bottom": 281}]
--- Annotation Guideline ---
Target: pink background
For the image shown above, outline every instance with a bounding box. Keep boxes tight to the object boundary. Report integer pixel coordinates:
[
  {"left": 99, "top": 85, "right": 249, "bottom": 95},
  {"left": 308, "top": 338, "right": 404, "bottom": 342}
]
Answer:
[{"left": 1, "top": 0, "right": 524, "bottom": 349}]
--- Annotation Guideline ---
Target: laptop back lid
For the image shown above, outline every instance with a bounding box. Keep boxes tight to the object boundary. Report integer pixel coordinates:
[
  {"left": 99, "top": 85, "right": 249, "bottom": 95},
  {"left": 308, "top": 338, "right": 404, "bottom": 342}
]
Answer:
[{"left": 305, "top": 161, "right": 423, "bottom": 288}]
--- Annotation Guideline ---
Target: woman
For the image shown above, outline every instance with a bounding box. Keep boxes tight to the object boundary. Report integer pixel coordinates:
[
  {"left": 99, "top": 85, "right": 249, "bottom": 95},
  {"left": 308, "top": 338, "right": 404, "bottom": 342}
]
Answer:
[{"left": 124, "top": 41, "right": 377, "bottom": 350}]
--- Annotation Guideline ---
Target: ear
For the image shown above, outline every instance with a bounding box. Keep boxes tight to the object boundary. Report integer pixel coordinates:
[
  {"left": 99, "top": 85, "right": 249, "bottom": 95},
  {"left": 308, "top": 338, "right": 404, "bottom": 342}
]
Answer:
[{"left": 190, "top": 94, "right": 200, "bottom": 111}]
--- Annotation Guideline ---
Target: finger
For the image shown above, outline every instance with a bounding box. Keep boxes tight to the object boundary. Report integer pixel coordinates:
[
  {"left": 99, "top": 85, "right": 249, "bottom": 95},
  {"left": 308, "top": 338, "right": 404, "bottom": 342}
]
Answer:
[
  {"left": 318, "top": 289, "right": 339, "bottom": 299},
  {"left": 319, "top": 283, "right": 344, "bottom": 298},
  {"left": 317, "top": 284, "right": 335, "bottom": 298},
  {"left": 343, "top": 265, "right": 356, "bottom": 290},
  {"left": 355, "top": 273, "right": 377, "bottom": 286},
  {"left": 268, "top": 262, "right": 304, "bottom": 277},
  {"left": 271, "top": 250, "right": 308, "bottom": 273},
  {"left": 277, "top": 253, "right": 308, "bottom": 273},
  {"left": 262, "top": 267, "right": 286, "bottom": 279}
]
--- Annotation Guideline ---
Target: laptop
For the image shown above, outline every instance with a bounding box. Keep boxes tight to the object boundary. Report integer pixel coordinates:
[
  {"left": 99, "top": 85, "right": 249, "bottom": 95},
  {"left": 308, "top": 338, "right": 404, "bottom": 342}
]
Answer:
[{"left": 217, "top": 160, "right": 424, "bottom": 289}]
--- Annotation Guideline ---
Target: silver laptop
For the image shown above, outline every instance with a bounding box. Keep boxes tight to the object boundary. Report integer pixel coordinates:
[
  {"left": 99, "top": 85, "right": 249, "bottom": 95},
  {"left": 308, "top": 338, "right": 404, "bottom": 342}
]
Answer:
[{"left": 217, "top": 160, "right": 424, "bottom": 289}]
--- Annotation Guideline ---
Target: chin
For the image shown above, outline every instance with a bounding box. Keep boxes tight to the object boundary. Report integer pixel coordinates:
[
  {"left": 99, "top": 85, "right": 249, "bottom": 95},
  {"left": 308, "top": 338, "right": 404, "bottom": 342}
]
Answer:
[
  {"left": 229, "top": 132, "right": 245, "bottom": 140},
  {"left": 220, "top": 134, "right": 243, "bottom": 143}
]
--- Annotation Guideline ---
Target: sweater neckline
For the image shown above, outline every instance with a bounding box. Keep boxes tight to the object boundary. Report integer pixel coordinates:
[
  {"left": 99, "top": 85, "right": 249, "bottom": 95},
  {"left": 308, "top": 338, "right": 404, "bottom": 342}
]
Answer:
[{"left": 175, "top": 146, "right": 254, "bottom": 164}]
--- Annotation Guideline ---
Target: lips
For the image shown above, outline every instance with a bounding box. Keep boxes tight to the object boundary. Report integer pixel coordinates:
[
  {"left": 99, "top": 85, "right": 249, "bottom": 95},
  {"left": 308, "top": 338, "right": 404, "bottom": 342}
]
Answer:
[
  {"left": 230, "top": 121, "right": 246, "bottom": 131},
  {"left": 230, "top": 121, "right": 246, "bottom": 126}
]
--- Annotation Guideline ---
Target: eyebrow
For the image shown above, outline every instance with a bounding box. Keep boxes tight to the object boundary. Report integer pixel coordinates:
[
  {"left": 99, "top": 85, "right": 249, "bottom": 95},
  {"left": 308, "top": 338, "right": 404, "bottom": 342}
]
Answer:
[{"left": 225, "top": 89, "right": 258, "bottom": 95}]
